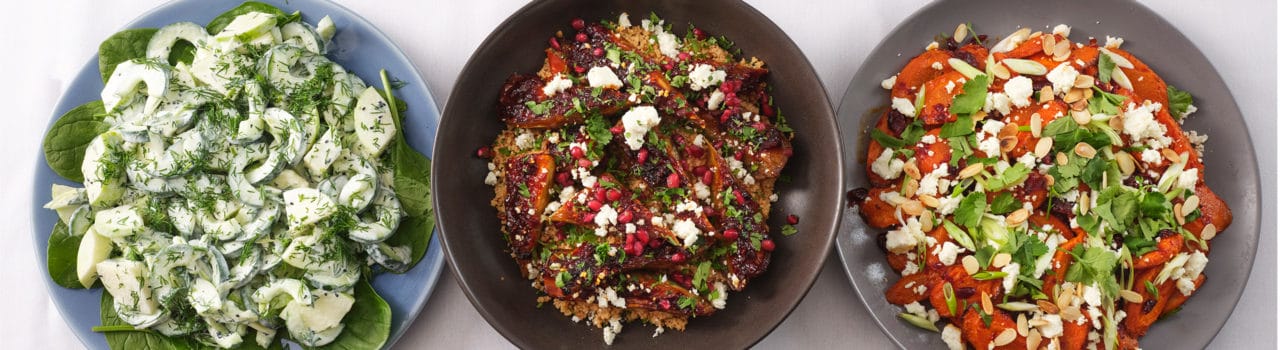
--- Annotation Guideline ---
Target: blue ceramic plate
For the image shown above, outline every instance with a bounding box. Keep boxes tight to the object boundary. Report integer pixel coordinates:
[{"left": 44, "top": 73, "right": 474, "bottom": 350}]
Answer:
[{"left": 30, "top": 0, "right": 444, "bottom": 348}]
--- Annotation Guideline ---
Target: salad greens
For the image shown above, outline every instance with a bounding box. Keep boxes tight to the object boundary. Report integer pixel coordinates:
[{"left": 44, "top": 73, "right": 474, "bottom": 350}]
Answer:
[{"left": 42, "top": 2, "right": 432, "bottom": 349}]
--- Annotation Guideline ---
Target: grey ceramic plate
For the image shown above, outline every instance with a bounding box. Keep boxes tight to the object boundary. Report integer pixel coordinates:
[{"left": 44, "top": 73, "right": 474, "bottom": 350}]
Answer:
[
  {"left": 834, "top": 0, "right": 1260, "bottom": 348},
  {"left": 432, "top": 0, "right": 841, "bottom": 348},
  {"left": 31, "top": 0, "right": 445, "bottom": 348}
]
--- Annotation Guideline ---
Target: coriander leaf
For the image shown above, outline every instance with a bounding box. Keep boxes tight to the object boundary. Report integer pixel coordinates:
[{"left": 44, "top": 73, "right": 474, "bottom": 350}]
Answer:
[
  {"left": 1064, "top": 246, "right": 1120, "bottom": 289},
  {"left": 1011, "top": 230, "right": 1049, "bottom": 269},
  {"left": 1088, "top": 87, "right": 1127, "bottom": 116},
  {"left": 1098, "top": 53, "right": 1116, "bottom": 84},
  {"left": 988, "top": 192, "right": 1021, "bottom": 215},
  {"left": 950, "top": 75, "right": 991, "bottom": 115},
  {"left": 1080, "top": 157, "right": 1108, "bottom": 189},
  {"left": 900, "top": 119, "right": 926, "bottom": 145},
  {"left": 956, "top": 192, "right": 987, "bottom": 229},
  {"left": 1041, "top": 117, "right": 1078, "bottom": 138},
  {"left": 693, "top": 261, "right": 712, "bottom": 291},
  {"left": 939, "top": 118, "right": 976, "bottom": 138},
  {"left": 1167, "top": 85, "right": 1194, "bottom": 118},
  {"left": 870, "top": 129, "right": 906, "bottom": 149},
  {"left": 947, "top": 136, "right": 974, "bottom": 166},
  {"left": 781, "top": 224, "right": 798, "bottom": 236}
]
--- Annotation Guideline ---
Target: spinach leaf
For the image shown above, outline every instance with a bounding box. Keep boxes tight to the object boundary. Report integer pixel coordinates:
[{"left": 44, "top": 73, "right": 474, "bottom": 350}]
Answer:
[
  {"left": 1167, "top": 85, "right": 1194, "bottom": 118},
  {"left": 314, "top": 279, "right": 391, "bottom": 350},
  {"left": 98, "top": 29, "right": 157, "bottom": 83},
  {"left": 43, "top": 101, "right": 109, "bottom": 182},
  {"left": 206, "top": 1, "right": 288, "bottom": 35},
  {"left": 47, "top": 221, "right": 86, "bottom": 289},
  {"left": 381, "top": 71, "right": 434, "bottom": 269}
]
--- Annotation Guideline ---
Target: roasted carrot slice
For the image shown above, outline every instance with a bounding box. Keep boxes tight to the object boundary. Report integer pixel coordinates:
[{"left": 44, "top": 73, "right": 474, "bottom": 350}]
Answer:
[
  {"left": 886, "top": 272, "right": 934, "bottom": 305},
  {"left": 1133, "top": 232, "right": 1184, "bottom": 270},
  {"left": 860, "top": 186, "right": 903, "bottom": 229},
  {"left": 1123, "top": 268, "right": 1175, "bottom": 336},
  {"left": 1163, "top": 274, "right": 1206, "bottom": 315},
  {"left": 892, "top": 49, "right": 953, "bottom": 100}
]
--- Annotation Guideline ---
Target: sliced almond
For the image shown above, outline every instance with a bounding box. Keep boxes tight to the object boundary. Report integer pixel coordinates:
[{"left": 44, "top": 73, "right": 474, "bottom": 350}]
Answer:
[
  {"left": 992, "top": 62, "right": 1012, "bottom": 80},
  {"left": 921, "top": 210, "right": 936, "bottom": 232},
  {"left": 962, "top": 255, "right": 980, "bottom": 275},
  {"left": 1033, "top": 138, "right": 1053, "bottom": 158},
  {"left": 1056, "top": 288, "right": 1075, "bottom": 311},
  {"left": 1061, "top": 306, "right": 1083, "bottom": 321},
  {"left": 959, "top": 163, "right": 984, "bottom": 179},
  {"left": 1202, "top": 223, "right": 1218, "bottom": 240},
  {"left": 1006, "top": 208, "right": 1030, "bottom": 226},
  {"left": 1041, "top": 34, "right": 1056, "bottom": 56},
  {"left": 992, "top": 252, "right": 1013, "bottom": 268},
  {"left": 994, "top": 328, "right": 1017, "bottom": 346},
  {"left": 1116, "top": 152, "right": 1136, "bottom": 175},
  {"left": 1082, "top": 86, "right": 1095, "bottom": 100},
  {"left": 1026, "top": 329, "right": 1043, "bottom": 350},
  {"left": 981, "top": 291, "right": 995, "bottom": 315},
  {"left": 999, "top": 122, "right": 1020, "bottom": 139},
  {"left": 1112, "top": 67, "right": 1134, "bottom": 91},
  {"left": 1039, "top": 86, "right": 1054, "bottom": 102},
  {"left": 1074, "top": 74, "right": 1095, "bottom": 89},
  {"left": 1079, "top": 191, "right": 1091, "bottom": 214},
  {"left": 1016, "top": 313, "right": 1029, "bottom": 337},
  {"left": 1030, "top": 113, "right": 1044, "bottom": 137},
  {"left": 972, "top": 110, "right": 989, "bottom": 121},
  {"left": 1028, "top": 317, "right": 1050, "bottom": 327},
  {"left": 1074, "top": 142, "right": 1097, "bottom": 159},
  {"left": 1162, "top": 148, "right": 1182, "bottom": 164},
  {"left": 904, "top": 160, "right": 922, "bottom": 179},
  {"left": 919, "top": 194, "right": 941, "bottom": 208},
  {"left": 1003, "top": 58, "right": 1048, "bottom": 76},
  {"left": 1045, "top": 174, "right": 1056, "bottom": 187},
  {"left": 1174, "top": 202, "right": 1187, "bottom": 225},
  {"left": 901, "top": 200, "right": 925, "bottom": 216},
  {"left": 1070, "top": 98, "right": 1089, "bottom": 111},
  {"left": 1119, "top": 289, "right": 1145, "bottom": 303},
  {"left": 1056, "top": 152, "right": 1069, "bottom": 165},
  {"left": 1036, "top": 300, "right": 1060, "bottom": 314},
  {"left": 1063, "top": 88, "right": 1083, "bottom": 103},
  {"left": 1109, "top": 114, "right": 1125, "bottom": 131},
  {"left": 1183, "top": 195, "right": 1201, "bottom": 216},
  {"left": 954, "top": 23, "right": 968, "bottom": 43},
  {"left": 1071, "top": 109, "right": 1092, "bottom": 125},
  {"left": 902, "top": 178, "right": 920, "bottom": 198},
  {"left": 1053, "top": 39, "right": 1072, "bottom": 61},
  {"left": 1000, "top": 135, "right": 1018, "bottom": 154}
]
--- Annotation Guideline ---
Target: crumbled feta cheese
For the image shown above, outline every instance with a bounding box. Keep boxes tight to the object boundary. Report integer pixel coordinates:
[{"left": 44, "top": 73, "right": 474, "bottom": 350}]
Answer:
[
  {"left": 710, "top": 282, "right": 728, "bottom": 309},
  {"left": 886, "top": 217, "right": 923, "bottom": 254},
  {"left": 984, "top": 92, "right": 1012, "bottom": 115},
  {"left": 1038, "top": 314, "right": 1064, "bottom": 338},
  {"left": 935, "top": 195, "right": 961, "bottom": 215},
  {"left": 1000, "top": 262, "right": 1020, "bottom": 291},
  {"left": 917, "top": 164, "right": 950, "bottom": 197},
  {"left": 707, "top": 90, "right": 726, "bottom": 110},
  {"left": 653, "top": 25, "right": 680, "bottom": 58},
  {"left": 941, "top": 324, "right": 964, "bottom": 350},
  {"left": 892, "top": 97, "right": 916, "bottom": 117},
  {"left": 1141, "top": 149, "right": 1163, "bottom": 165},
  {"left": 1177, "top": 278, "right": 1197, "bottom": 296},
  {"left": 931, "top": 62, "right": 944, "bottom": 70},
  {"left": 1033, "top": 234, "right": 1064, "bottom": 278},
  {"left": 620, "top": 106, "right": 661, "bottom": 150},
  {"left": 1105, "top": 36, "right": 1125, "bottom": 49},
  {"left": 881, "top": 75, "right": 897, "bottom": 90},
  {"left": 594, "top": 205, "right": 619, "bottom": 235},
  {"left": 1046, "top": 63, "right": 1080, "bottom": 95},
  {"left": 1177, "top": 168, "right": 1199, "bottom": 190},
  {"left": 586, "top": 66, "right": 623, "bottom": 89},
  {"left": 1082, "top": 284, "right": 1102, "bottom": 306},
  {"left": 1185, "top": 251, "right": 1208, "bottom": 278},
  {"left": 921, "top": 135, "right": 937, "bottom": 144},
  {"left": 542, "top": 73, "right": 572, "bottom": 96},
  {"left": 617, "top": 12, "right": 631, "bottom": 28},
  {"left": 871, "top": 149, "right": 905, "bottom": 180},
  {"left": 602, "top": 317, "right": 623, "bottom": 345},
  {"left": 672, "top": 218, "right": 701, "bottom": 247},
  {"left": 905, "top": 301, "right": 928, "bottom": 317},
  {"left": 1004, "top": 76, "right": 1034, "bottom": 108},
  {"left": 944, "top": 80, "right": 956, "bottom": 94},
  {"left": 1123, "top": 102, "right": 1172, "bottom": 148},
  {"left": 693, "top": 182, "right": 710, "bottom": 199},
  {"left": 514, "top": 132, "right": 536, "bottom": 150},
  {"left": 977, "top": 133, "right": 1001, "bottom": 157},
  {"left": 1053, "top": 24, "right": 1072, "bottom": 37},
  {"left": 687, "top": 64, "right": 726, "bottom": 91},
  {"left": 1017, "top": 153, "right": 1037, "bottom": 168},
  {"left": 937, "top": 241, "right": 961, "bottom": 266}
]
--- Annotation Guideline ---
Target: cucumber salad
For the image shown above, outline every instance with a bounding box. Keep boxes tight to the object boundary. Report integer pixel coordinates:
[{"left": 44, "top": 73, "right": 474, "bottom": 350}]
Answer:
[{"left": 40, "top": 2, "right": 434, "bottom": 349}]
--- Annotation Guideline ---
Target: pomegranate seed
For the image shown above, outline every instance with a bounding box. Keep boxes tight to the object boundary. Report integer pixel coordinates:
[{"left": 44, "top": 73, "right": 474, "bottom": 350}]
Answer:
[
  {"left": 570, "top": 146, "right": 585, "bottom": 159},
  {"left": 626, "top": 233, "right": 636, "bottom": 246},
  {"left": 686, "top": 144, "right": 704, "bottom": 157},
  {"left": 587, "top": 200, "right": 603, "bottom": 211},
  {"left": 693, "top": 27, "right": 707, "bottom": 39},
  {"left": 632, "top": 241, "right": 645, "bottom": 255},
  {"left": 571, "top": 18, "right": 585, "bottom": 30},
  {"left": 582, "top": 212, "right": 595, "bottom": 223},
  {"left": 606, "top": 189, "right": 623, "bottom": 201},
  {"left": 723, "top": 228, "right": 739, "bottom": 240},
  {"left": 761, "top": 239, "right": 776, "bottom": 251},
  {"left": 734, "top": 150, "right": 745, "bottom": 161},
  {"left": 574, "top": 65, "right": 586, "bottom": 74},
  {"left": 787, "top": 214, "right": 799, "bottom": 225},
  {"left": 548, "top": 37, "right": 561, "bottom": 50},
  {"left": 555, "top": 172, "right": 572, "bottom": 187},
  {"left": 610, "top": 125, "right": 624, "bottom": 134},
  {"left": 594, "top": 187, "right": 607, "bottom": 202},
  {"left": 783, "top": 147, "right": 794, "bottom": 157},
  {"left": 702, "top": 205, "right": 714, "bottom": 217},
  {"left": 577, "top": 158, "right": 592, "bottom": 168},
  {"left": 733, "top": 190, "right": 746, "bottom": 205},
  {"left": 693, "top": 166, "right": 708, "bottom": 177},
  {"left": 475, "top": 146, "right": 494, "bottom": 159},
  {"left": 592, "top": 47, "right": 604, "bottom": 57},
  {"left": 670, "top": 252, "right": 686, "bottom": 263},
  {"left": 648, "top": 238, "right": 662, "bottom": 248},
  {"left": 720, "top": 110, "right": 733, "bottom": 123},
  {"left": 618, "top": 210, "right": 634, "bottom": 223},
  {"left": 637, "top": 148, "right": 649, "bottom": 163},
  {"left": 636, "top": 229, "right": 650, "bottom": 243},
  {"left": 575, "top": 32, "right": 588, "bottom": 43},
  {"left": 677, "top": 52, "right": 691, "bottom": 61},
  {"left": 762, "top": 101, "right": 774, "bottom": 116},
  {"left": 753, "top": 122, "right": 767, "bottom": 131},
  {"left": 701, "top": 171, "right": 713, "bottom": 185},
  {"left": 659, "top": 299, "right": 671, "bottom": 310},
  {"left": 666, "top": 173, "right": 681, "bottom": 188}
]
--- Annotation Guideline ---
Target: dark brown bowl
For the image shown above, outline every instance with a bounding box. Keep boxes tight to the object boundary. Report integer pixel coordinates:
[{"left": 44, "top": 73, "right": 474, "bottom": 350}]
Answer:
[{"left": 431, "top": 0, "right": 841, "bottom": 348}]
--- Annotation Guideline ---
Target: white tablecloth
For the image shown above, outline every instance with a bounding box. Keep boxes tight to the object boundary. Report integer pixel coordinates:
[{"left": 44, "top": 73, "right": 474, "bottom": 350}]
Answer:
[{"left": 0, "top": 0, "right": 1272, "bottom": 348}]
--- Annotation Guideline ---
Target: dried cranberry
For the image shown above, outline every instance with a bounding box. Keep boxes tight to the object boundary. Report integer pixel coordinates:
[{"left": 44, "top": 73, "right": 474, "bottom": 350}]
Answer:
[
  {"left": 761, "top": 239, "right": 775, "bottom": 252},
  {"left": 571, "top": 18, "right": 585, "bottom": 30},
  {"left": 955, "top": 287, "right": 977, "bottom": 299},
  {"left": 666, "top": 173, "right": 681, "bottom": 188},
  {"left": 475, "top": 146, "right": 494, "bottom": 159},
  {"left": 846, "top": 188, "right": 869, "bottom": 207},
  {"left": 786, "top": 214, "right": 799, "bottom": 225},
  {"left": 548, "top": 37, "right": 561, "bottom": 50},
  {"left": 574, "top": 32, "right": 588, "bottom": 43},
  {"left": 1142, "top": 299, "right": 1157, "bottom": 314}
]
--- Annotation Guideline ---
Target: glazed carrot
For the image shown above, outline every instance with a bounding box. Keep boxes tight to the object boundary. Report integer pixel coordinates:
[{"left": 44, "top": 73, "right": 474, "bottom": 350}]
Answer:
[
  {"left": 892, "top": 50, "right": 953, "bottom": 100},
  {"left": 999, "top": 35, "right": 1045, "bottom": 60},
  {"left": 1108, "top": 48, "right": 1170, "bottom": 107},
  {"left": 914, "top": 129, "right": 953, "bottom": 174},
  {"left": 1061, "top": 309, "right": 1091, "bottom": 350},
  {"left": 1001, "top": 100, "right": 1067, "bottom": 159},
  {"left": 920, "top": 71, "right": 966, "bottom": 126},
  {"left": 886, "top": 272, "right": 934, "bottom": 305},
  {"left": 865, "top": 112, "right": 894, "bottom": 186},
  {"left": 1043, "top": 235, "right": 1084, "bottom": 295},
  {"left": 1163, "top": 274, "right": 1206, "bottom": 315},
  {"left": 1123, "top": 268, "right": 1174, "bottom": 336},
  {"left": 1184, "top": 185, "right": 1233, "bottom": 240},
  {"left": 1133, "top": 233, "right": 1184, "bottom": 269},
  {"left": 860, "top": 186, "right": 903, "bottom": 229},
  {"left": 961, "top": 309, "right": 1024, "bottom": 350}
]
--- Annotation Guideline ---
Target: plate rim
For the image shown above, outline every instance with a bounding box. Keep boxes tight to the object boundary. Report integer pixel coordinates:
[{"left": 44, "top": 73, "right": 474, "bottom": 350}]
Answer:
[
  {"left": 28, "top": 0, "right": 446, "bottom": 348},
  {"left": 832, "top": 0, "right": 1262, "bottom": 348},
  {"left": 431, "top": 0, "right": 844, "bottom": 347}
]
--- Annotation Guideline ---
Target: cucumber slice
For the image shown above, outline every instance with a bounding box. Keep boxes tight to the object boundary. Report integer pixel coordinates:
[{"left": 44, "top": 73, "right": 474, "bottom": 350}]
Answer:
[
  {"left": 315, "top": 16, "right": 336, "bottom": 43},
  {"left": 271, "top": 169, "right": 310, "bottom": 190},
  {"left": 97, "top": 259, "right": 164, "bottom": 326},
  {"left": 251, "top": 278, "right": 312, "bottom": 314},
  {"left": 100, "top": 59, "right": 169, "bottom": 115},
  {"left": 282, "top": 21, "right": 325, "bottom": 54},
  {"left": 281, "top": 290, "right": 353, "bottom": 347},
  {"left": 213, "top": 12, "right": 278, "bottom": 43},
  {"left": 283, "top": 188, "right": 337, "bottom": 229},
  {"left": 147, "top": 22, "right": 210, "bottom": 62},
  {"left": 302, "top": 128, "right": 343, "bottom": 179},
  {"left": 188, "top": 278, "right": 223, "bottom": 314},
  {"left": 82, "top": 131, "right": 127, "bottom": 208},
  {"left": 68, "top": 205, "right": 93, "bottom": 236},
  {"left": 353, "top": 87, "right": 396, "bottom": 158},
  {"left": 76, "top": 227, "right": 113, "bottom": 288},
  {"left": 93, "top": 205, "right": 144, "bottom": 239}
]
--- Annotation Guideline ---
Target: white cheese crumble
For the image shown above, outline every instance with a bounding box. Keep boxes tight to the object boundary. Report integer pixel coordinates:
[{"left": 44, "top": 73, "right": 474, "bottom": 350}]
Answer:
[
  {"left": 594, "top": 205, "right": 619, "bottom": 236},
  {"left": 937, "top": 241, "right": 961, "bottom": 266},
  {"left": 1004, "top": 76, "right": 1034, "bottom": 108},
  {"left": 941, "top": 324, "right": 964, "bottom": 350},
  {"left": 1141, "top": 148, "right": 1163, "bottom": 165},
  {"left": 1176, "top": 168, "right": 1199, "bottom": 190},
  {"left": 1105, "top": 35, "right": 1125, "bottom": 48},
  {"left": 886, "top": 217, "right": 923, "bottom": 254},
  {"left": 917, "top": 164, "right": 951, "bottom": 197},
  {"left": 514, "top": 131, "right": 536, "bottom": 150},
  {"left": 871, "top": 148, "right": 905, "bottom": 180},
  {"left": 542, "top": 73, "right": 572, "bottom": 96},
  {"left": 1000, "top": 262, "right": 1020, "bottom": 291},
  {"left": 984, "top": 91, "right": 1013, "bottom": 115},
  {"left": 710, "top": 282, "right": 728, "bottom": 309},
  {"left": 931, "top": 61, "right": 944, "bottom": 70},
  {"left": 1046, "top": 63, "right": 1080, "bottom": 95},
  {"left": 1122, "top": 102, "right": 1172, "bottom": 148},
  {"left": 672, "top": 218, "right": 701, "bottom": 247},
  {"left": 693, "top": 182, "right": 710, "bottom": 199},
  {"left": 891, "top": 97, "right": 916, "bottom": 117},
  {"left": 935, "top": 195, "right": 961, "bottom": 215},
  {"left": 707, "top": 90, "right": 726, "bottom": 110},
  {"left": 1053, "top": 24, "right": 1072, "bottom": 37},
  {"left": 586, "top": 66, "right": 623, "bottom": 89},
  {"left": 620, "top": 106, "right": 661, "bottom": 150},
  {"left": 881, "top": 75, "right": 897, "bottom": 90},
  {"left": 1038, "top": 314, "right": 1064, "bottom": 338},
  {"left": 617, "top": 13, "right": 631, "bottom": 28},
  {"left": 688, "top": 64, "right": 726, "bottom": 91}
]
